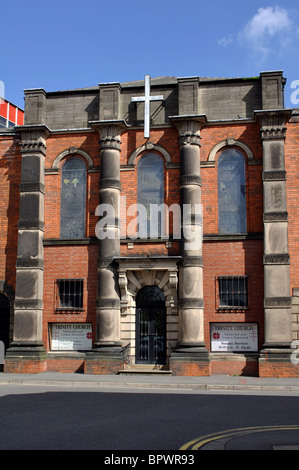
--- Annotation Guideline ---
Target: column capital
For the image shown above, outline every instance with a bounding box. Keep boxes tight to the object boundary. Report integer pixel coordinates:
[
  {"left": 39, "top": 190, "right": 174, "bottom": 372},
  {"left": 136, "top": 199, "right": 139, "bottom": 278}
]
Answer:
[
  {"left": 16, "top": 124, "right": 50, "bottom": 155},
  {"left": 170, "top": 115, "right": 207, "bottom": 147},
  {"left": 90, "top": 119, "right": 128, "bottom": 151},
  {"left": 255, "top": 109, "right": 291, "bottom": 140}
]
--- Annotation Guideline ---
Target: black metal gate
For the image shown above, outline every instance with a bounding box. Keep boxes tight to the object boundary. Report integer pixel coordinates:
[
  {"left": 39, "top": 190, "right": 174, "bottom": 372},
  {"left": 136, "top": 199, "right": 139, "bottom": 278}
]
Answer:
[{"left": 136, "top": 286, "right": 166, "bottom": 365}]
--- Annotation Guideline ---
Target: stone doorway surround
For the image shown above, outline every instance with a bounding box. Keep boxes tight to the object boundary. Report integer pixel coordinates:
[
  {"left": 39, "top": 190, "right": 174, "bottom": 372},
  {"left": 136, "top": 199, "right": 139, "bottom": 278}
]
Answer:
[{"left": 116, "top": 257, "right": 180, "bottom": 367}]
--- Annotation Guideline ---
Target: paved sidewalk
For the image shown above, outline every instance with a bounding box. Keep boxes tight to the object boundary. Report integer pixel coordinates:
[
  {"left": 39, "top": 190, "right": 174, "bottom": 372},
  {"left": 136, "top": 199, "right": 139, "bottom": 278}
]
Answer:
[{"left": 1, "top": 371, "right": 299, "bottom": 393}]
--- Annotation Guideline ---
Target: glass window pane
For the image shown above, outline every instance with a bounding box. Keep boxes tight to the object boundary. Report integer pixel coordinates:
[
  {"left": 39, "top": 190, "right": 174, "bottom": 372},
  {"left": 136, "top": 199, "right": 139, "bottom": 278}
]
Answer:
[
  {"left": 60, "top": 158, "right": 86, "bottom": 238},
  {"left": 218, "top": 149, "right": 246, "bottom": 234},
  {"left": 137, "top": 153, "right": 164, "bottom": 237}
]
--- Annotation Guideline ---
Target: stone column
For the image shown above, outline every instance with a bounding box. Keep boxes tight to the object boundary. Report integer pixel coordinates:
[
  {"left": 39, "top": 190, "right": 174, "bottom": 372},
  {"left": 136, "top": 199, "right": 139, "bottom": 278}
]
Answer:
[
  {"left": 169, "top": 116, "right": 210, "bottom": 374},
  {"left": 85, "top": 121, "right": 126, "bottom": 373},
  {"left": 256, "top": 110, "right": 293, "bottom": 368},
  {"left": 5, "top": 125, "right": 49, "bottom": 373}
]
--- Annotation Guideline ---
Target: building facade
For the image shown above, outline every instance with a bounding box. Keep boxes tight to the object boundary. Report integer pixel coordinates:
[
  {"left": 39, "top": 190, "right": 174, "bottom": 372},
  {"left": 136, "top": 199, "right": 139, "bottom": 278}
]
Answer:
[
  {"left": 1, "top": 71, "right": 299, "bottom": 377},
  {"left": 0, "top": 97, "right": 24, "bottom": 128}
]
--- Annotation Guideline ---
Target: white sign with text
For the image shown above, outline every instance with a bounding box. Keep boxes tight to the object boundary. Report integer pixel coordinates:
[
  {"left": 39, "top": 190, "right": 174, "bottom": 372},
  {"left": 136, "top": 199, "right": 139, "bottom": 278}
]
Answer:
[
  {"left": 51, "top": 323, "right": 92, "bottom": 351},
  {"left": 211, "top": 323, "right": 258, "bottom": 352}
]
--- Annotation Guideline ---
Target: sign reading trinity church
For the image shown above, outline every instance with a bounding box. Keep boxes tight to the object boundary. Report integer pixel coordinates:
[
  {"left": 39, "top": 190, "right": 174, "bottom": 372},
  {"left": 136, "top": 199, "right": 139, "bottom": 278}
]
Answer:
[
  {"left": 131, "top": 75, "right": 164, "bottom": 138},
  {"left": 211, "top": 323, "right": 258, "bottom": 352},
  {"left": 51, "top": 324, "right": 92, "bottom": 351}
]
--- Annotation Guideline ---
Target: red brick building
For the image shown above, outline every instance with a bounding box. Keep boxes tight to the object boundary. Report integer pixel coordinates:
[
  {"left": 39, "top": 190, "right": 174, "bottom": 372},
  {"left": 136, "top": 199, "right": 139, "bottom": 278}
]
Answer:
[{"left": 0, "top": 72, "right": 299, "bottom": 377}]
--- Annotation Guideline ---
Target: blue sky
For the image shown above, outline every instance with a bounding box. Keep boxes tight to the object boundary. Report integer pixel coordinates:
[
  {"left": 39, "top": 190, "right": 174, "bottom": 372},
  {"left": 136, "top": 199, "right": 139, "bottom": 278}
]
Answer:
[{"left": 2, "top": 0, "right": 299, "bottom": 109}]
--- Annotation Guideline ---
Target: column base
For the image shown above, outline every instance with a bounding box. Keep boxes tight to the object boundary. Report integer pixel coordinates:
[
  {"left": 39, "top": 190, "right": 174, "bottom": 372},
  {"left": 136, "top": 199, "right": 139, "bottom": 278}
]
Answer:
[
  {"left": 84, "top": 345, "right": 124, "bottom": 375},
  {"left": 169, "top": 346, "right": 210, "bottom": 376},
  {"left": 259, "top": 347, "right": 299, "bottom": 377},
  {"left": 4, "top": 344, "right": 47, "bottom": 374}
]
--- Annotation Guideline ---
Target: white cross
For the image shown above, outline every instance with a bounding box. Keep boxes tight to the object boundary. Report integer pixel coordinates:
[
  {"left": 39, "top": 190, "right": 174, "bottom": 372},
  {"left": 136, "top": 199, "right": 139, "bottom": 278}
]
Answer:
[{"left": 131, "top": 75, "right": 164, "bottom": 138}]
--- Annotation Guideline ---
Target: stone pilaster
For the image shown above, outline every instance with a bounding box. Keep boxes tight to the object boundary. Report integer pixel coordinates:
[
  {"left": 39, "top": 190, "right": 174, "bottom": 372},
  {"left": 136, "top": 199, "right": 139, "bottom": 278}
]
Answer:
[
  {"left": 5, "top": 125, "right": 49, "bottom": 373},
  {"left": 85, "top": 121, "right": 127, "bottom": 374},
  {"left": 256, "top": 110, "right": 293, "bottom": 370},
  {"left": 169, "top": 116, "right": 210, "bottom": 374}
]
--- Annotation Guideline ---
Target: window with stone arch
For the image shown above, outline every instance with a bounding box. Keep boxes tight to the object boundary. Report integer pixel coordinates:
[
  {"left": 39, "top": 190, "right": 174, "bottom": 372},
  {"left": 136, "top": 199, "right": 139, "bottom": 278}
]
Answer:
[
  {"left": 137, "top": 153, "right": 164, "bottom": 238},
  {"left": 60, "top": 157, "right": 87, "bottom": 239},
  {"left": 217, "top": 148, "right": 246, "bottom": 234}
]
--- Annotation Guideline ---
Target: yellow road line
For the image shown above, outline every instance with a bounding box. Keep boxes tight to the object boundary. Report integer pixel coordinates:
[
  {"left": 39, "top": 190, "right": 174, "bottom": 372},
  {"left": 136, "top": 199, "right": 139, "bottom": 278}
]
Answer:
[{"left": 180, "top": 425, "right": 299, "bottom": 450}]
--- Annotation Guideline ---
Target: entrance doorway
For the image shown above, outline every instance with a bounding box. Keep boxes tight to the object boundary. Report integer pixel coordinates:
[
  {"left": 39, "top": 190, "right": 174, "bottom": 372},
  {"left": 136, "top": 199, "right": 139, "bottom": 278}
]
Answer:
[
  {"left": 136, "top": 286, "right": 166, "bottom": 365},
  {"left": 0, "top": 293, "right": 10, "bottom": 357}
]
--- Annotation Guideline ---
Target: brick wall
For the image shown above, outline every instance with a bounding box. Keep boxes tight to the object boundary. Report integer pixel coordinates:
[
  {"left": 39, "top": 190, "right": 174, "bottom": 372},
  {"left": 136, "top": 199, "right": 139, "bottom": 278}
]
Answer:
[
  {"left": 259, "top": 362, "right": 299, "bottom": 378},
  {"left": 286, "top": 119, "right": 299, "bottom": 344},
  {"left": 201, "top": 123, "right": 263, "bottom": 234},
  {"left": 203, "top": 240, "right": 264, "bottom": 351},
  {"left": 286, "top": 119, "right": 299, "bottom": 291},
  {"left": 43, "top": 244, "right": 98, "bottom": 351},
  {"left": 45, "top": 132, "right": 100, "bottom": 239}
]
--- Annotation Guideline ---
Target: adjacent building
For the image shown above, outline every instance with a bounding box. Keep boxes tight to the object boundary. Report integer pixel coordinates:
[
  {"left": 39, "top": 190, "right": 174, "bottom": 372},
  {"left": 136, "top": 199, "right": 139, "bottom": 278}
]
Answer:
[{"left": 0, "top": 96, "right": 24, "bottom": 128}]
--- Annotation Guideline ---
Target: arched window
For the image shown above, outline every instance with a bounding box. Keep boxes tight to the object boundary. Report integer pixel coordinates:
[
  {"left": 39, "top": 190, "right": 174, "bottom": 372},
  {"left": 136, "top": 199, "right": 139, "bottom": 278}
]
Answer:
[
  {"left": 60, "top": 157, "right": 87, "bottom": 239},
  {"left": 218, "top": 149, "right": 246, "bottom": 234},
  {"left": 137, "top": 153, "right": 164, "bottom": 238}
]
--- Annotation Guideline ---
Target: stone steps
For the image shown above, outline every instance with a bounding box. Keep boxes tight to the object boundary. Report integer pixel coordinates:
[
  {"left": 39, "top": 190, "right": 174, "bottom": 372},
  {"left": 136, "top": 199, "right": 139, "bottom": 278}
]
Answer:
[{"left": 118, "top": 365, "right": 173, "bottom": 376}]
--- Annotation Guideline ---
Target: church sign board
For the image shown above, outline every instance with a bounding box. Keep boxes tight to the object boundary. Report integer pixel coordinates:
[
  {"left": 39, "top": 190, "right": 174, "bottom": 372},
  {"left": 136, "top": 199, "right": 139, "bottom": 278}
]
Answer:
[
  {"left": 51, "top": 323, "right": 92, "bottom": 351},
  {"left": 210, "top": 323, "right": 258, "bottom": 352}
]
